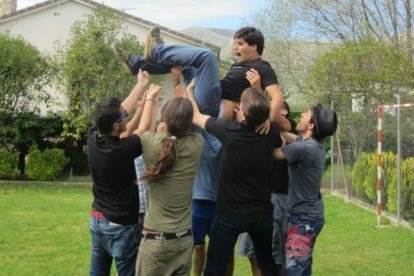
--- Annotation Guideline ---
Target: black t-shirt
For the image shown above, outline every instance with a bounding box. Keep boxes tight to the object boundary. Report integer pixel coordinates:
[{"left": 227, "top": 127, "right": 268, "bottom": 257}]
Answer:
[
  {"left": 205, "top": 117, "right": 283, "bottom": 220},
  {"left": 220, "top": 59, "right": 278, "bottom": 102},
  {"left": 87, "top": 127, "right": 142, "bottom": 225},
  {"left": 270, "top": 118, "right": 297, "bottom": 194}
]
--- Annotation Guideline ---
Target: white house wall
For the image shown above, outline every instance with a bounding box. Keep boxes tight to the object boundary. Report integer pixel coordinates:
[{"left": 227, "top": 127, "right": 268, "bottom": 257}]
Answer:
[{"left": 0, "top": 0, "right": 215, "bottom": 115}]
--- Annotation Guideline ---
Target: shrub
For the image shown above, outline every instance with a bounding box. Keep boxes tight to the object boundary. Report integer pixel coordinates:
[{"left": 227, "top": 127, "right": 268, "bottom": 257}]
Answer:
[
  {"left": 352, "top": 152, "right": 371, "bottom": 200},
  {"left": 0, "top": 148, "right": 19, "bottom": 179},
  {"left": 26, "top": 144, "right": 69, "bottom": 181},
  {"left": 388, "top": 158, "right": 414, "bottom": 220},
  {"left": 382, "top": 152, "right": 397, "bottom": 208},
  {"left": 65, "top": 147, "right": 90, "bottom": 175}
]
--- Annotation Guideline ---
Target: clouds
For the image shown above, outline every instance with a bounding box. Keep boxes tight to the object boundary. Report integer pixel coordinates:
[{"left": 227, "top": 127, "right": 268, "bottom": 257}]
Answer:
[{"left": 18, "top": 0, "right": 264, "bottom": 30}]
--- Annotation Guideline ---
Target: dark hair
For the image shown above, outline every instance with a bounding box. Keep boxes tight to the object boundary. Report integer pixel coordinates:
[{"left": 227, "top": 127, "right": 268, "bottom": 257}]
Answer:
[
  {"left": 240, "top": 88, "right": 270, "bottom": 128},
  {"left": 92, "top": 97, "right": 122, "bottom": 135},
  {"left": 143, "top": 97, "right": 194, "bottom": 180},
  {"left": 233, "top": 27, "right": 265, "bottom": 55}
]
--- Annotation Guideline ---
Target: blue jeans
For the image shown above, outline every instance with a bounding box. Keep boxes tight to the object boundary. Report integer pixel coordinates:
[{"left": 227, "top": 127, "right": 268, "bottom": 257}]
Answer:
[
  {"left": 89, "top": 216, "right": 141, "bottom": 276},
  {"left": 205, "top": 215, "right": 277, "bottom": 276},
  {"left": 272, "top": 193, "right": 289, "bottom": 264},
  {"left": 131, "top": 44, "right": 222, "bottom": 117},
  {"left": 192, "top": 126, "right": 221, "bottom": 201},
  {"left": 285, "top": 213, "right": 324, "bottom": 276}
]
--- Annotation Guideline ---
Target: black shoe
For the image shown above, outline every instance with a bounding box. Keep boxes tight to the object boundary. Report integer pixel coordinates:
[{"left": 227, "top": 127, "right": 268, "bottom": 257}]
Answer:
[
  {"left": 112, "top": 44, "right": 134, "bottom": 75},
  {"left": 144, "top": 25, "right": 163, "bottom": 61}
]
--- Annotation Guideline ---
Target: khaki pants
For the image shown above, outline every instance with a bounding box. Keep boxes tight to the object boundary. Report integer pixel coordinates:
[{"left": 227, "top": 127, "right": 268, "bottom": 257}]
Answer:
[{"left": 135, "top": 234, "right": 193, "bottom": 276}]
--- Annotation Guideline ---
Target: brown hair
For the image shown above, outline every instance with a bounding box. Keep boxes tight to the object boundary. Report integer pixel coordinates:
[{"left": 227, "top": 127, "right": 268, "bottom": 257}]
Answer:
[
  {"left": 143, "top": 97, "right": 194, "bottom": 180},
  {"left": 240, "top": 88, "right": 270, "bottom": 128}
]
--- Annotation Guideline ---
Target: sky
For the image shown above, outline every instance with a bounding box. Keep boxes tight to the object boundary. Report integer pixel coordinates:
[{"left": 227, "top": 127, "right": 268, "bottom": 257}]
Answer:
[{"left": 18, "top": 0, "right": 267, "bottom": 31}]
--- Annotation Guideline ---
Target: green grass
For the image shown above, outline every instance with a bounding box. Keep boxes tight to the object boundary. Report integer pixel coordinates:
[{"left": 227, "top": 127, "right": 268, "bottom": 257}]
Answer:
[{"left": 0, "top": 182, "right": 413, "bottom": 275}]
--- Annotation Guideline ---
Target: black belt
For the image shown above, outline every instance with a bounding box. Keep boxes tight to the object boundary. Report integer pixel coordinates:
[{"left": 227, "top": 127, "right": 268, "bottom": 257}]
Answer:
[{"left": 142, "top": 229, "right": 192, "bottom": 240}]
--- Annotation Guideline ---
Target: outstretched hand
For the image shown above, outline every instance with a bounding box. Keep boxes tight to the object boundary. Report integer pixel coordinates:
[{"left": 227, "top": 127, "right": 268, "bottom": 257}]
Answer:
[
  {"left": 246, "top": 68, "right": 261, "bottom": 90},
  {"left": 174, "top": 84, "right": 188, "bottom": 98},
  {"left": 137, "top": 69, "right": 150, "bottom": 87},
  {"left": 146, "top": 84, "right": 161, "bottom": 100}
]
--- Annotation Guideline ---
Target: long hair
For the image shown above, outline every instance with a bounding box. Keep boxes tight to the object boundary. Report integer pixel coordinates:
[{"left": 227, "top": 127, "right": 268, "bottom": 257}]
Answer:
[{"left": 143, "top": 97, "right": 194, "bottom": 180}]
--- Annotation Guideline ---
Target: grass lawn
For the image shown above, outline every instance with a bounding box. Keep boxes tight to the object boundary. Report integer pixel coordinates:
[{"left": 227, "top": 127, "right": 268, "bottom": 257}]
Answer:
[{"left": 0, "top": 182, "right": 413, "bottom": 275}]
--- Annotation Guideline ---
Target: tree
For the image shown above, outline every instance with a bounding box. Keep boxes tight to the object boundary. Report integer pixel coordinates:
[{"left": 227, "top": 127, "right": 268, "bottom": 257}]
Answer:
[
  {"left": 247, "top": 0, "right": 413, "bottom": 107},
  {"left": 57, "top": 6, "right": 146, "bottom": 141},
  {"left": 307, "top": 39, "right": 414, "bottom": 160},
  {"left": 266, "top": 0, "right": 414, "bottom": 61},
  {"left": 0, "top": 32, "right": 59, "bottom": 175},
  {"left": 0, "top": 32, "right": 53, "bottom": 116}
]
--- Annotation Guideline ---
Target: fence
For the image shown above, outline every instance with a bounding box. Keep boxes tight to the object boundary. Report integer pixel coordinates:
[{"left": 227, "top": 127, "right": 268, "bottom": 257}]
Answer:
[{"left": 329, "top": 98, "right": 414, "bottom": 227}]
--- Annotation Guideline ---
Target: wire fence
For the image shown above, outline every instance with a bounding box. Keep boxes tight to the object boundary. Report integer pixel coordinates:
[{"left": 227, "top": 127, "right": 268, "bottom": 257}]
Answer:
[{"left": 329, "top": 98, "right": 414, "bottom": 227}]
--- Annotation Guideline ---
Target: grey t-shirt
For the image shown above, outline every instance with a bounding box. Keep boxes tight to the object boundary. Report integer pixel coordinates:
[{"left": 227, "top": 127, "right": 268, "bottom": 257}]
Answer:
[{"left": 282, "top": 138, "right": 325, "bottom": 219}]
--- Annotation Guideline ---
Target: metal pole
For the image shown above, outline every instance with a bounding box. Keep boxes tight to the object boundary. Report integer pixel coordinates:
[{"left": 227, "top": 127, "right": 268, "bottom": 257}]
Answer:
[{"left": 396, "top": 94, "right": 401, "bottom": 224}]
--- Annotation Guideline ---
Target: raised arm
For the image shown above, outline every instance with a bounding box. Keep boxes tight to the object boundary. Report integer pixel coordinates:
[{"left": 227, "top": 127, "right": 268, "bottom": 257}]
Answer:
[
  {"left": 121, "top": 69, "right": 150, "bottom": 114},
  {"left": 175, "top": 80, "right": 210, "bottom": 129},
  {"left": 133, "top": 84, "right": 161, "bottom": 137},
  {"left": 120, "top": 95, "right": 146, "bottom": 138},
  {"left": 265, "top": 84, "right": 283, "bottom": 122}
]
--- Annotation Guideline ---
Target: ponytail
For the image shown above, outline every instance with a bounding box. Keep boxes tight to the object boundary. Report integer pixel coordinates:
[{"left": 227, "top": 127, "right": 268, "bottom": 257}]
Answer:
[{"left": 143, "top": 136, "right": 178, "bottom": 180}]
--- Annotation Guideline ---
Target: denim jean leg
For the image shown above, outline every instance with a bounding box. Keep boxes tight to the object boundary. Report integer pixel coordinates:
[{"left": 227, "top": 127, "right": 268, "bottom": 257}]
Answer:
[
  {"left": 129, "top": 54, "right": 172, "bottom": 75},
  {"left": 249, "top": 216, "right": 278, "bottom": 276},
  {"left": 204, "top": 216, "right": 242, "bottom": 275},
  {"left": 285, "top": 214, "right": 324, "bottom": 276},
  {"left": 89, "top": 217, "right": 140, "bottom": 276},
  {"left": 150, "top": 45, "right": 222, "bottom": 117},
  {"left": 192, "top": 126, "right": 221, "bottom": 201},
  {"left": 272, "top": 193, "right": 288, "bottom": 264},
  {"left": 110, "top": 224, "right": 140, "bottom": 276},
  {"left": 90, "top": 217, "right": 113, "bottom": 276}
]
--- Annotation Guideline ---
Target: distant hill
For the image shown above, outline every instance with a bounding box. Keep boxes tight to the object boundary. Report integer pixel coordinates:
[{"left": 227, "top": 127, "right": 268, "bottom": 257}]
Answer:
[{"left": 180, "top": 27, "right": 234, "bottom": 61}]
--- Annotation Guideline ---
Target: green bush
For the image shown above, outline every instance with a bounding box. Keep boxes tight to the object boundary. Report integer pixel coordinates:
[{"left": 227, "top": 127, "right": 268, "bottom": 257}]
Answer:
[
  {"left": 352, "top": 152, "right": 395, "bottom": 205},
  {"left": 388, "top": 158, "right": 414, "bottom": 220},
  {"left": 352, "top": 152, "right": 371, "bottom": 200},
  {"left": 381, "top": 152, "right": 396, "bottom": 210},
  {"left": 26, "top": 144, "right": 69, "bottom": 181},
  {"left": 0, "top": 148, "right": 19, "bottom": 179}
]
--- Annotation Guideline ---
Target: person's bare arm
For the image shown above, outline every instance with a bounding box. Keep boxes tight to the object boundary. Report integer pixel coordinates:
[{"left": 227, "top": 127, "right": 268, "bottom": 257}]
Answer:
[
  {"left": 176, "top": 80, "right": 210, "bottom": 129},
  {"left": 120, "top": 95, "right": 146, "bottom": 138},
  {"left": 281, "top": 131, "right": 298, "bottom": 144},
  {"left": 133, "top": 84, "right": 161, "bottom": 137},
  {"left": 121, "top": 69, "right": 150, "bottom": 114},
  {"left": 273, "top": 148, "right": 285, "bottom": 160},
  {"left": 265, "top": 84, "right": 284, "bottom": 122}
]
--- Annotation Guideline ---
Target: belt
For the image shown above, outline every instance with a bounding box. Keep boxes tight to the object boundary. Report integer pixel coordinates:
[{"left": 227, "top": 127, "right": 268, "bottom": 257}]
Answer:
[
  {"left": 142, "top": 229, "right": 192, "bottom": 240},
  {"left": 91, "top": 210, "right": 105, "bottom": 220}
]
